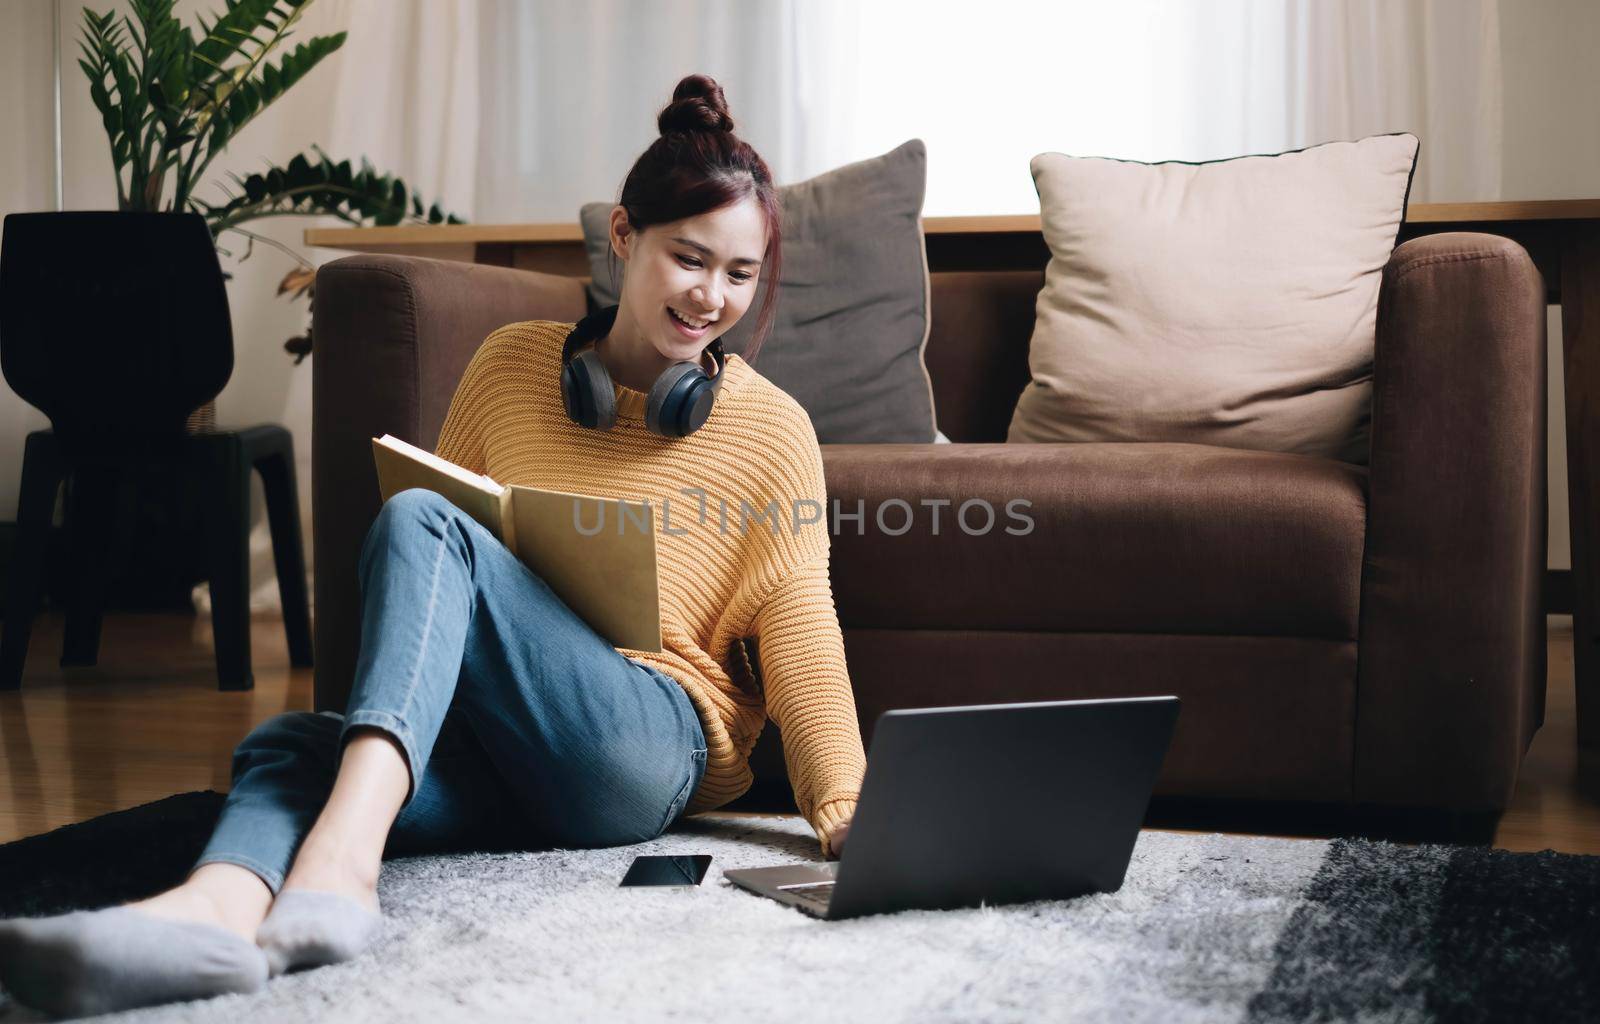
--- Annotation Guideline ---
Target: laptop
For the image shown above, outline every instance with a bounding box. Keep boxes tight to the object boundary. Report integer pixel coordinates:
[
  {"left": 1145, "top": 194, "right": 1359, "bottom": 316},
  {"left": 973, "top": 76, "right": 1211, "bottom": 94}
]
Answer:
[{"left": 722, "top": 695, "right": 1180, "bottom": 920}]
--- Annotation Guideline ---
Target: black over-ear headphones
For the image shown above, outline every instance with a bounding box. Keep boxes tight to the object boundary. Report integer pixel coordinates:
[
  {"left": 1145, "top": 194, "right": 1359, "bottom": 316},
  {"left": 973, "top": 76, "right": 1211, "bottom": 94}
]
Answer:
[{"left": 560, "top": 303, "right": 727, "bottom": 437}]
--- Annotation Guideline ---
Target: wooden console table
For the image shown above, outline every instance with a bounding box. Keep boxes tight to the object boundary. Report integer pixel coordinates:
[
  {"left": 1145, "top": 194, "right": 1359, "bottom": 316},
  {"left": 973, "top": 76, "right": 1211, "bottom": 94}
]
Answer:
[{"left": 306, "top": 199, "right": 1600, "bottom": 746}]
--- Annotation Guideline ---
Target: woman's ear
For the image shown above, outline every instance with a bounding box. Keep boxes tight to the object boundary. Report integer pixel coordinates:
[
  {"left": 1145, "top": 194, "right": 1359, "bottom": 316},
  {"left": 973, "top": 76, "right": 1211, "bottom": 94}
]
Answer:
[{"left": 609, "top": 205, "right": 634, "bottom": 262}]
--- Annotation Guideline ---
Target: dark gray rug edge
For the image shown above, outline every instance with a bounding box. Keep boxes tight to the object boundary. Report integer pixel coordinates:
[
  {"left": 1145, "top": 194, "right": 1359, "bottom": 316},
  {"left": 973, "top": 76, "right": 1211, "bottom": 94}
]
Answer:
[{"left": 1247, "top": 837, "right": 1600, "bottom": 1024}]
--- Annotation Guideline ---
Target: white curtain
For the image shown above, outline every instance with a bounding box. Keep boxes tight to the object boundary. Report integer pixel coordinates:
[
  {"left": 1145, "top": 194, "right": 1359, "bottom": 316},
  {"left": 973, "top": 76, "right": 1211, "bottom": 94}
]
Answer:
[
  {"left": 318, "top": 0, "right": 481, "bottom": 216},
  {"left": 313, "top": 0, "right": 1499, "bottom": 221},
  {"left": 794, "top": 0, "right": 1500, "bottom": 213},
  {"left": 1284, "top": 0, "right": 1502, "bottom": 201},
  {"left": 474, "top": 0, "right": 836, "bottom": 220}
]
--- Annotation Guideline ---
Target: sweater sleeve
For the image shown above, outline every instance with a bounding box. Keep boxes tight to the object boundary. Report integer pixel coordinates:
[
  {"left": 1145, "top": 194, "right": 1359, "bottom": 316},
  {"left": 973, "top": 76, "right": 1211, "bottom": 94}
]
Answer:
[
  {"left": 750, "top": 552, "right": 868, "bottom": 860},
  {"left": 432, "top": 337, "right": 496, "bottom": 475}
]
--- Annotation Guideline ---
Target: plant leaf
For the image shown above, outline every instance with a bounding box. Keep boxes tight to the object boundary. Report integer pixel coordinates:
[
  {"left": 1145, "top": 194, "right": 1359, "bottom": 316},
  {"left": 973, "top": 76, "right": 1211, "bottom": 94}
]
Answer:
[
  {"left": 277, "top": 265, "right": 316, "bottom": 297},
  {"left": 202, "top": 149, "right": 467, "bottom": 237}
]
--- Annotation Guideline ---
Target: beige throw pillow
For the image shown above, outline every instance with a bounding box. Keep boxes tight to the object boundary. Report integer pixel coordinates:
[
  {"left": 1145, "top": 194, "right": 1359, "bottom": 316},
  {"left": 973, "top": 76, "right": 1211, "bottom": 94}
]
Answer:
[{"left": 1008, "top": 133, "right": 1419, "bottom": 464}]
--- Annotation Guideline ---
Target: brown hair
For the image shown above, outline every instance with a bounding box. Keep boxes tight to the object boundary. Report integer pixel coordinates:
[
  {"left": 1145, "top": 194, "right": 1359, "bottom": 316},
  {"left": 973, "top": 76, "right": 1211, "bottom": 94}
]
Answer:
[{"left": 609, "top": 74, "right": 783, "bottom": 364}]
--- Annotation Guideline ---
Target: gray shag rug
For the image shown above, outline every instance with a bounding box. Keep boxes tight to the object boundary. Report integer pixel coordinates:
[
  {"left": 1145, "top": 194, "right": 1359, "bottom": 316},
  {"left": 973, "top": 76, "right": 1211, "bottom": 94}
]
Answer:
[{"left": 1, "top": 803, "right": 1597, "bottom": 1023}]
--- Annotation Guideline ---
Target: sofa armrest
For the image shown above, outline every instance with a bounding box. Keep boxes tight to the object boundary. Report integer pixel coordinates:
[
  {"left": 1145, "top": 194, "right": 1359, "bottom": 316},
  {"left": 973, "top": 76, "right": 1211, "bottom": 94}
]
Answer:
[
  {"left": 1355, "top": 232, "right": 1547, "bottom": 811},
  {"left": 311, "top": 254, "right": 588, "bottom": 712}
]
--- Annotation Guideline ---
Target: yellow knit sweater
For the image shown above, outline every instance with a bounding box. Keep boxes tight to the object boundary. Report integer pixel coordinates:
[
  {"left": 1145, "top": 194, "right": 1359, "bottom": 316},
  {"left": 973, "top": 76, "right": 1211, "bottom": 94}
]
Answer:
[{"left": 431, "top": 319, "right": 866, "bottom": 858}]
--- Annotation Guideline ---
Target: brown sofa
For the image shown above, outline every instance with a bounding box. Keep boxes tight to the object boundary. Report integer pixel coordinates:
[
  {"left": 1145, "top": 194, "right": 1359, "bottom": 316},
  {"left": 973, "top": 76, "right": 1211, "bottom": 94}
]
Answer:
[{"left": 311, "top": 231, "right": 1547, "bottom": 822}]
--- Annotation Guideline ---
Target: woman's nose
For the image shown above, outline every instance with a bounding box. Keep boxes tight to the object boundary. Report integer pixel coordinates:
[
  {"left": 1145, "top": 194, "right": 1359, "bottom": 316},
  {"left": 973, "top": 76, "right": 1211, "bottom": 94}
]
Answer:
[{"left": 693, "top": 283, "right": 722, "bottom": 312}]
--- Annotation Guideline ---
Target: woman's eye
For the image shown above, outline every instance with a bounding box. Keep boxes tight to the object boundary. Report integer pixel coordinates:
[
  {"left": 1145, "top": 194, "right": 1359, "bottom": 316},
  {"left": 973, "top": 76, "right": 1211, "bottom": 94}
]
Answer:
[{"left": 679, "top": 255, "right": 752, "bottom": 284}]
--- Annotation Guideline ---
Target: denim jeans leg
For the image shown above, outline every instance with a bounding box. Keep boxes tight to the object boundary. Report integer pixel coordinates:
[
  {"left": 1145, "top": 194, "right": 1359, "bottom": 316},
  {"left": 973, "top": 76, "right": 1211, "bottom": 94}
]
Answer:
[
  {"left": 338, "top": 487, "right": 488, "bottom": 811},
  {"left": 449, "top": 656, "right": 707, "bottom": 847},
  {"left": 190, "top": 710, "right": 344, "bottom": 893},
  {"left": 193, "top": 486, "right": 710, "bottom": 889},
  {"left": 382, "top": 700, "right": 546, "bottom": 856},
  {"left": 192, "top": 705, "right": 536, "bottom": 893},
  {"left": 192, "top": 488, "right": 499, "bottom": 891},
  {"left": 398, "top": 493, "right": 709, "bottom": 847}
]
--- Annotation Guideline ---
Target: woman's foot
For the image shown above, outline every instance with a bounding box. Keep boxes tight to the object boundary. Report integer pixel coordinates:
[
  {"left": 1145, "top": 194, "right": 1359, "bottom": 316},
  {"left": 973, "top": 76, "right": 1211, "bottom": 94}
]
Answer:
[
  {"left": 279, "top": 833, "right": 382, "bottom": 913},
  {"left": 256, "top": 834, "right": 386, "bottom": 976},
  {"left": 254, "top": 890, "right": 386, "bottom": 977},
  {"left": 251, "top": 728, "right": 405, "bottom": 976},
  {"left": 126, "top": 884, "right": 255, "bottom": 945},
  {"left": 125, "top": 862, "right": 274, "bottom": 944},
  {"left": 0, "top": 904, "right": 268, "bottom": 1017}
]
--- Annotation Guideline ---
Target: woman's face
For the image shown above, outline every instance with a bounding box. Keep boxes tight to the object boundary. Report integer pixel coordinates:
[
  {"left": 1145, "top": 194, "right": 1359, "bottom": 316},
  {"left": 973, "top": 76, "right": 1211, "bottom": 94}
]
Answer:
[{"left": 609, "top": 197, "right": 767, "bottom": 365}]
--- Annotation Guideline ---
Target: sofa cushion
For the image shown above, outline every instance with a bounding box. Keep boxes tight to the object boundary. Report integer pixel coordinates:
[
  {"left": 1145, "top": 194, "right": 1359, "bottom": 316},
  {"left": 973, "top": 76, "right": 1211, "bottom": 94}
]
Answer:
[
  {"left": 819, "top": 442, "right": 1366, "bottom": 640},
  {"left": 1009, "top": 133, "right": 1419, "bottom": 464},
  {"left": 580, "top": 138, "right": 937, "bottom": 443},
  {"left": 831, "top": 631, "right": 1357, "bottom": 801}
]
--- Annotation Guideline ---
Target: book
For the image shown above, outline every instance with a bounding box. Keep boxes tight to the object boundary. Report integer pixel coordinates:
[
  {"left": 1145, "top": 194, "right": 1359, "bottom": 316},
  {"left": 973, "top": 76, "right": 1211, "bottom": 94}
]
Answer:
[{"left": 371, "top": 434, "right": 663, "bottom": 653}]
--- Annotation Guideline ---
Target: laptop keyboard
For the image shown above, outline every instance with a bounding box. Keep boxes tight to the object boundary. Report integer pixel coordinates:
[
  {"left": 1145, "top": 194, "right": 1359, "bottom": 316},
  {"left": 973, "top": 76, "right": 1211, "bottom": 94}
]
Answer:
[{"left": 777, "top": 881, "right": 834, "bottom": 911}]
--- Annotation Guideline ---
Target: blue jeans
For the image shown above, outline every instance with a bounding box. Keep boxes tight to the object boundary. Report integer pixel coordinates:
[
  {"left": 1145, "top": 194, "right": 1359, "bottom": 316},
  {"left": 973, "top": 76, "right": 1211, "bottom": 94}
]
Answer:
[{"left": 193, "top": 487, "right": 708, "bottom": 894}]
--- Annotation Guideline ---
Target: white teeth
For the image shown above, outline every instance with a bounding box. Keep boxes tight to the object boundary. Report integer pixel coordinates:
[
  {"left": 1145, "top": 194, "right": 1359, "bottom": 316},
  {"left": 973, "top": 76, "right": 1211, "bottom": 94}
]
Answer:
[{"left": 670, "top": 308, "right": 709, "bottom": 329}]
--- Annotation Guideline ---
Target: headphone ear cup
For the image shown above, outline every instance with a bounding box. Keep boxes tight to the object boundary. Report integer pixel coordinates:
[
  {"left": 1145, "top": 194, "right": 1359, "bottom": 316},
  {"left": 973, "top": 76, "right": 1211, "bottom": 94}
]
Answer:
[
  {"left": 645, "top": 362, "right": 709, "bottom": 437},
  {"left": 559, "top": 357, "right": 588, "bottom": 425},
  {"left": 563, "top": 349, "right": 617, "bottom": 430},
  {"left": 674, "top": 375, "right": 718, "bottom": 436}
]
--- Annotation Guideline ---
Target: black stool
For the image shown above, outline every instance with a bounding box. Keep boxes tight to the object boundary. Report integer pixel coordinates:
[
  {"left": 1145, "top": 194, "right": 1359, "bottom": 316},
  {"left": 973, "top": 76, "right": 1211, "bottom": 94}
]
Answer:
[{"left": 1, "top": 425, "right": 313, "bottom": 690}]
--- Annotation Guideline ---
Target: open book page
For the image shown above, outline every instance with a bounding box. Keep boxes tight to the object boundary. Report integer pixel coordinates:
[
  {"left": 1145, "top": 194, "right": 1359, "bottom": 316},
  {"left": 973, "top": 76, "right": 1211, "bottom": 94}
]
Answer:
[
  {"left": 370, "top": 434, "right": 662, "bottom": 653},
  {"left": 371, "top": 434, "right": 512, "bottom": 546},
  {"left": 505, "top": 485, "right": 662, "bottom": 653}
]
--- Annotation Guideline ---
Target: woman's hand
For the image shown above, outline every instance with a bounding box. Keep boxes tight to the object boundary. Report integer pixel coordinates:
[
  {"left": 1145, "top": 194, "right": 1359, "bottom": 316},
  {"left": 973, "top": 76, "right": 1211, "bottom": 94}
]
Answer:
[{"left": 826, "top": 817, "right": 851, "bottom": 860}]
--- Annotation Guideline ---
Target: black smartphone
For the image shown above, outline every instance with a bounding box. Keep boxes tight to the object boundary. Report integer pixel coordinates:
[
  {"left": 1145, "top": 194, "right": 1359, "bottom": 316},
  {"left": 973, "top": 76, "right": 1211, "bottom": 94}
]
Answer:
[{"left": 619, "top": 854, "right": 712, "bottom": 887}]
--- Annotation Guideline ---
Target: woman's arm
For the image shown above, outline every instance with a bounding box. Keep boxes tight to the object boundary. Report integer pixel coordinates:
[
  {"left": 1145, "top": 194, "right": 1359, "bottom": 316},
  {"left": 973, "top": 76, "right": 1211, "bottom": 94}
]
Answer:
[{"left": 750, "top": 553, "right": 869, "bottom": 860}]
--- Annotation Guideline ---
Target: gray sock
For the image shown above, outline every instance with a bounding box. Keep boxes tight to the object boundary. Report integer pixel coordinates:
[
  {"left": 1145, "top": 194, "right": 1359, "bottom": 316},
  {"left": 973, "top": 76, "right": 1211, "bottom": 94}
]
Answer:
[
  {"left": 0, "top": 904, "right": 268, "bottom": 1018},
  {"left": 254, "top": 889, "right": 386, "bottom": 977}
]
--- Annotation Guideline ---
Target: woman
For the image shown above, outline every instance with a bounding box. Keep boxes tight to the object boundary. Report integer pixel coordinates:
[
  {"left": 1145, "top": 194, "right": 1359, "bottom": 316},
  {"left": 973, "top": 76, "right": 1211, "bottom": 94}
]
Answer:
[{"left": 0, "top": 74, "right": 866, "bottom": 1018}]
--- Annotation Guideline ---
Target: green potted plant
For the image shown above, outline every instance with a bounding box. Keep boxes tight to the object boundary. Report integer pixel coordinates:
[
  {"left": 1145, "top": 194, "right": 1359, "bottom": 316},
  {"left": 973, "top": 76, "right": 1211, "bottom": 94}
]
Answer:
[{"left": 73, "top": 0, "right": 463, "bottom": 401}]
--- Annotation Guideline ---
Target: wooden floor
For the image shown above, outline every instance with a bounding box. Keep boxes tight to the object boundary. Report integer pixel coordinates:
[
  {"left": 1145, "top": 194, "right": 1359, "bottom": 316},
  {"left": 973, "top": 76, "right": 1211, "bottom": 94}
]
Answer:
[{"left": 1, "top": 609, "right": 1597, "bottom": 854}]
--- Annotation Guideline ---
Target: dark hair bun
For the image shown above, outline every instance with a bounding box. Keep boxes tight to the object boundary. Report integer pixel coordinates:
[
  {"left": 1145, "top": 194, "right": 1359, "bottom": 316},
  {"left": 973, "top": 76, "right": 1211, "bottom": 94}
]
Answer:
[{"left": 658, "top": 74, "right": 736, "bottom": 136}]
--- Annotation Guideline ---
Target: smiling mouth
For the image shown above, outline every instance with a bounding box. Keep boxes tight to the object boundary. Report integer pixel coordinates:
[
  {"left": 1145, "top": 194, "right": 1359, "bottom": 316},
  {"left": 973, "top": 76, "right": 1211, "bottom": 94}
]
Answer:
[{"left": 668, "top": 307, "right": 714, "bottom": 332}]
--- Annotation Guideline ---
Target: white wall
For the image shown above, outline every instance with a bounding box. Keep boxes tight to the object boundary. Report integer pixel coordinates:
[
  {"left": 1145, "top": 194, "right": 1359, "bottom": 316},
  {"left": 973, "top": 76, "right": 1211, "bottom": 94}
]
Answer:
[
  {"left": 1, "top": 0, "right": 1597, "bottom": 603},
  {"left": 1, "top": 1, "right": 59, "bottom": 489}
]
